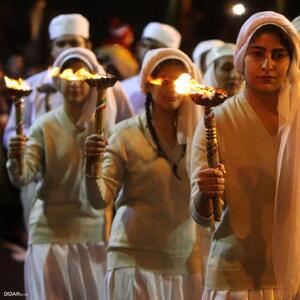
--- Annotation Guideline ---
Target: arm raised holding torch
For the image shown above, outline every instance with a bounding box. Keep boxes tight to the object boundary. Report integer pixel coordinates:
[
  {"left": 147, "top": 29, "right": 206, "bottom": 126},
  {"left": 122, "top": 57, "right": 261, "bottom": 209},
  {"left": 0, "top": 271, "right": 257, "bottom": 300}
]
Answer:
[
  {"left": 173, "top": 73, "right": 227, "bottom": 223},
  {"left": 4, "top": 76, "right": 32, "bottom": 175}
]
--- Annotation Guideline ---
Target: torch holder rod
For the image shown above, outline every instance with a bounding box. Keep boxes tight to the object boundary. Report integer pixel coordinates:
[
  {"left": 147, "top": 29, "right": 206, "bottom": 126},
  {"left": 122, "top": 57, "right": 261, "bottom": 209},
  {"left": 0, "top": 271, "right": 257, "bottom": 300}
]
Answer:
[
  {"left": 12, "top": 96, "right": 25, "bottom": 175},
  {"left": 86, "top": 89, "right": 107, "bottom": 179},
  {"left": 204, "top": 106, "right": 223, "bottom": 222}
]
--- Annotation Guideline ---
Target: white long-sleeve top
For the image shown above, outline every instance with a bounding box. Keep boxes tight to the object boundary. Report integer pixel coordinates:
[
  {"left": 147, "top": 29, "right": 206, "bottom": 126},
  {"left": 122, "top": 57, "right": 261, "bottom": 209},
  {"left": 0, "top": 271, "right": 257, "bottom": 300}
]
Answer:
[
  {"left": 85, "top": 113, "right": 202, "bottom": 274},
  {"left": 6, "top": 105, "right": 105, "bottom": 245},
  {"left": 190, "top": 92, "right": 277, "bottom": 289}
]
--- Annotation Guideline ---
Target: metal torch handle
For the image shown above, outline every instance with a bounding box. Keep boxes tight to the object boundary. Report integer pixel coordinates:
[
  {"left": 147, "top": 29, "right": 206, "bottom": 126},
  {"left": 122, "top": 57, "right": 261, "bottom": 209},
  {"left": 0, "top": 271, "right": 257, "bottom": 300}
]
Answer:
[
  {"left": 205, "top": 107, "right": 223, "bottom": 222},
  {"left": 86, "top": 89, "right": 107, "bottom": 179},
  {"left": 15, "top": 98, "right": 24, "bottom": 175}
]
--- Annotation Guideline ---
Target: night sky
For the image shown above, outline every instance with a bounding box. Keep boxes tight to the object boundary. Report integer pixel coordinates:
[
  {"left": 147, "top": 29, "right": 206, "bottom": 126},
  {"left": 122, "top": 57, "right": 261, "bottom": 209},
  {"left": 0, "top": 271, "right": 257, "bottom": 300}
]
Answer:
[{"left": 0, "top": 0, "right": 300, "bottom": 63}]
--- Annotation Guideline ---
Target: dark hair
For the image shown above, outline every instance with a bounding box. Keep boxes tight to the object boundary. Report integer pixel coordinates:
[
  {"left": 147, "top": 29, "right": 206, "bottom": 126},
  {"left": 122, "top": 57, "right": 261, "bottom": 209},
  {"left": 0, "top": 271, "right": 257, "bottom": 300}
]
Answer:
[
  {"left": 145, "top": 93, "right": 186, "bottom": 180},
  {"left": 250, "top": 24, "right": 294, "bottom": 60}
]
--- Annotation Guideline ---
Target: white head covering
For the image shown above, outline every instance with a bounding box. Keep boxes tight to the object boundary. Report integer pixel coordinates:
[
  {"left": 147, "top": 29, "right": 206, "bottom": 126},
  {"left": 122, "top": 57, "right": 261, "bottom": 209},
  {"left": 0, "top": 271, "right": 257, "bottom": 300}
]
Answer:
[
  {"left": 292, "top": 15, "right": 300, "bottom": 35},
  {"left": 203, "top": 43, "right": 236, "bottom": 87},
  {"left": 234, "top": 11, "right": 300, "bottom": 300},
  {"left": 142, "top": 22, "right": 181, "bottom": 49},
  {"left": 192, "top": 39, "right": 224, "bottom": 72},
  {"left": 49, "top": 14, "right": 89, "bottom": 40},
  {"left": 140, "top": 48, "right": 203, "bottom": 173},
  {"left": 52, "top": 47, "right": 112, "bottom": 129}
]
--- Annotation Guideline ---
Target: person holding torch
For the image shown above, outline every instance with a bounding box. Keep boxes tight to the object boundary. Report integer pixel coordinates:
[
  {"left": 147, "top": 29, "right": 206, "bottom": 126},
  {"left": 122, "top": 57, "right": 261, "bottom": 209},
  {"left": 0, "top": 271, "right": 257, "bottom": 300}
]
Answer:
[
  {"left": 190, "top": 11, "right": 300, "bottom": 300},
  {"left": 6, "top": 47, "right": 112, "bottom": 300},
  {"left": 84, "top": 48, "right": 204, "bottom": 300}
]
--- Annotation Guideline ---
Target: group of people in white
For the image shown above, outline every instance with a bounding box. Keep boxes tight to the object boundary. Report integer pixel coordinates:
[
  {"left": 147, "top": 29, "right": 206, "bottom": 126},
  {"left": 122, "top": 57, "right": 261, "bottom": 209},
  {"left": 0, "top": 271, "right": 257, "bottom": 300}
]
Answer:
[{"left": 3, "top": 9, "right": 300, "bottom": 300}]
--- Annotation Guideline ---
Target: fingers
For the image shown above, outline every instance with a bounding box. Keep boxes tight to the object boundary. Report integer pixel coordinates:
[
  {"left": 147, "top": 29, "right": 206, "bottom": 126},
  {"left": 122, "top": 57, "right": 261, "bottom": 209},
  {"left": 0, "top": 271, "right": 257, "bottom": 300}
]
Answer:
[
  {"left": 198, "top": 166, "right": 225, "bottom": 197},
  {"left": 85, "top": 134, "right": 106, "bottom": 158},
  {"left": 8, "top": 135, "right": 28, "bottom": 159}
]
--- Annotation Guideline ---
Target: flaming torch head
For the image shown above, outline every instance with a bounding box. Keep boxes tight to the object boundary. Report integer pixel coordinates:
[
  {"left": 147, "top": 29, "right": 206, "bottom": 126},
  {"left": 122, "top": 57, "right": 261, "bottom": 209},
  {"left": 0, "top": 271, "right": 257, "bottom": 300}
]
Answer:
[
  {"left": 173, "top": 73, "right": 228, "bottom": 107},
  {"left": 51, "top": 67, "right": 117, "bottom": 90},
  {"left": 85, "top": 73, "right": 117, "bottom": 89},
  {"left": 4, "top": 76, "right": 32, "bottom": 98}
]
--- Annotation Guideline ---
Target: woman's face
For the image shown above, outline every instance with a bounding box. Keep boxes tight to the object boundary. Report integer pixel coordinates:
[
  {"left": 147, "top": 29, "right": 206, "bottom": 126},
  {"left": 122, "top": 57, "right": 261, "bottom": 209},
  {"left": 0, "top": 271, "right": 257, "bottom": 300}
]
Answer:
[
  {"left": 244, "top": 31, "right": 291, "bottom": 95},
  {"left": 59, "top": 60, "right": 91, "bottom": 104},
  {"left": 149, "top": 63, "right": 188, "bottom": 112},
  {"left": 214, "top": 56, "right": 243, "bottom": 96}
]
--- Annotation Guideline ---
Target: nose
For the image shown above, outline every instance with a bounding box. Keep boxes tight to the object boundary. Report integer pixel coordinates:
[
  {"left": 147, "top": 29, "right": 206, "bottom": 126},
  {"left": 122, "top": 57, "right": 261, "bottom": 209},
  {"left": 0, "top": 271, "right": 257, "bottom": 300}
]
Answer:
[{"left": 262, "top": 55, "right": 274, "bottom": 70}]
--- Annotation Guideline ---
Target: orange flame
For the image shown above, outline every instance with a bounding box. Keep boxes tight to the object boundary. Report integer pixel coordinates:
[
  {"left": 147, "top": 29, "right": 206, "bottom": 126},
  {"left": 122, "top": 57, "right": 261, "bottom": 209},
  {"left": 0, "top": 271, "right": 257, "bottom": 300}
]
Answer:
[
  {"left": 51, "top": 67, "right": 104, "bottom": 81},
  {"left": 174, "top": 73, "right": 216, "bottom": 98},
  {"left": 4, "top": 76, "right": 31, "bottom": 91}
]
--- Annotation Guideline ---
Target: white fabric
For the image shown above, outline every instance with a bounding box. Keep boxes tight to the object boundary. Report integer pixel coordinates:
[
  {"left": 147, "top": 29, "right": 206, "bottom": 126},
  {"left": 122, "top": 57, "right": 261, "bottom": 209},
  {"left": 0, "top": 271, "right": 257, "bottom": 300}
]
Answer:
[
  {"left": 104, "top": 267, "right": 203, "bottom": 300},
  {"left": 142, "top": 22, "right": 181, "bottom": 49},
  {"left": 205, "top": 43, "right": 236, "bottom": 69},
  {"left": 202, "top": 289, "right": 282, "bottom": 300},
  {"left": 292, "top": 16, "right": 300, "bottom": 35},
  {"left": 48, "top": 14, "right": 89, "bottom": 40},
  {"left": 25, "top": 243, "right": 106, "bottom": 300},
  {"left": 140, "top": 48, "right": 203, "bottom": 146},
  {"left": 233, "top": 11, "right": 300, "bottom": 300},
  {"left": 192, "top": 40, "right": 224, "bottom": 72},
  {"left": 203, "top": 43, "right": 236, "bottom": 87},
  {"left": 121, "top": 74, "right": 146, "bottom": 114}
]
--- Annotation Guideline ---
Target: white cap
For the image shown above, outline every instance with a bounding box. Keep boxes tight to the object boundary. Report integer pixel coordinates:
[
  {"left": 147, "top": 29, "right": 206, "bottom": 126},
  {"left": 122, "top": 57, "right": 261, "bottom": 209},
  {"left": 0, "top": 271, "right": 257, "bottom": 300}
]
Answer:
[
  {"left": 192, "top": 39, "right": 224, "bottom": 69},
  {"left": 142, "top": 22, "right": 181, "bottom": 49},
  {"left": 292, "top": 16, "right": 300, "bottom": 35},
  {"left": 205, "top": 43, "right": 236, "bottom": 68},
  {"left": 49, "top": 14, "right": 89, "bottom": 40}
]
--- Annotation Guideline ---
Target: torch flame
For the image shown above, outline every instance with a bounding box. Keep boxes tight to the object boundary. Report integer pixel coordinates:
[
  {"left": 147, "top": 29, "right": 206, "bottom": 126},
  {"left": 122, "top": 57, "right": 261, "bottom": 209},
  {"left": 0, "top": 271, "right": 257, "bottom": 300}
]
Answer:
[
  {"left": 4, "top": 76, "right": 31, "bottom": 91},
  {"left": 51, "top": 67, "right": 104, "bottom": 81},
  {"left": 174, "top": 73, "right": 216, "bottom": 98},
  {"left": 147, "top": 73, "right": 227, "bottom": 99}
]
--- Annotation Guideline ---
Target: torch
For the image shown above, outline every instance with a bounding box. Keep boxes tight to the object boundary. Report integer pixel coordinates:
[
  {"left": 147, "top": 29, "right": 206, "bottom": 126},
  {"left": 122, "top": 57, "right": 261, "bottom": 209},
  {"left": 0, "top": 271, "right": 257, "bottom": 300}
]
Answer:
[
  {"left": 54, "top": 67, "right": 117, "bottom": 178},
  {"left": 85, "top": 73, "right": 117, "bottom": 178},
  {"left": 37, "top": 83, "right": 57, "bottom": 112},
  {"left": 158, "top": 73, "right": 227, "bottom": 222},
  {"left": 4, "top": 76, "right": 32, "bottom": 175}
]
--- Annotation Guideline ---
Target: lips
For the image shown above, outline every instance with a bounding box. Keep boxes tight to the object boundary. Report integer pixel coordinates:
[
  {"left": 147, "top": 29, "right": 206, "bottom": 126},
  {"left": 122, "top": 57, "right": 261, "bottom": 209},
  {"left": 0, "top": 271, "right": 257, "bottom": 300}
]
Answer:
[{"left": 258, "top": 74, "right": 276, "bottom": 80}]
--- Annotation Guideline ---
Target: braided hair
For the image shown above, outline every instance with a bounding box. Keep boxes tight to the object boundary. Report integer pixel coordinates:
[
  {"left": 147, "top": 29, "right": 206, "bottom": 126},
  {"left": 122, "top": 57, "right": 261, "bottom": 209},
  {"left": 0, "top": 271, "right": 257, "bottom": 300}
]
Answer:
[{"left": 145, "top": 93, "right": 186, "bottom": 180}]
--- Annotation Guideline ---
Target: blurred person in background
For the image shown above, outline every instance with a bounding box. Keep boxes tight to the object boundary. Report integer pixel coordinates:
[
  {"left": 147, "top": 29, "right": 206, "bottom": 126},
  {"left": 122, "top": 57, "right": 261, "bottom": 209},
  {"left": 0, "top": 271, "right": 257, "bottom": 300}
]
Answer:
[
  {"left": 203, "top": 43, "right": 244, "bottom": 97},
  {"left": 121, "top": 22, "right": 182, "bottom": 114},
  {"left": 192, "top": 39, "right": 224, "bottom": 77}
]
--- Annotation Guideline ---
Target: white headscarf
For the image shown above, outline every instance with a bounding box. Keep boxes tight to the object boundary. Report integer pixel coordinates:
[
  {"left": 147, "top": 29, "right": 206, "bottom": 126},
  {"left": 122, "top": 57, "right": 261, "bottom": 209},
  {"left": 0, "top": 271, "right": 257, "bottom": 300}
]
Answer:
[
  {"left": 203, "top": 43, "right": 236, "bottom": 87},
  {"left": 52, "top": 47, "right": 115, "bottom": 129},
  {"left": 234, "top": 11, "right": 300, "bottom": 300},
  {"left": 140, "top": 48, "right": 203, "bottom": 172},
  {"left": 292, "top": 16, "right": 300, "bottom": 35},
  {"left": 192, "top": 39, "right": 224, "bottom": 74}
]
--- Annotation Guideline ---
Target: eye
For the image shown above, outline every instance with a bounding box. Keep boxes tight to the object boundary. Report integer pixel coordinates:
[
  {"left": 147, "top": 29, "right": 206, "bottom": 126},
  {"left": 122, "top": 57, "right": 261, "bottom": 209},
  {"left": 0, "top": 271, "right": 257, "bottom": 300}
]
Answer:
[
  {"left": 252, "top": 50, "right": 265, "bottom": 59},
  {"left": 272, "top": 50, "right": 289, "bottom": 60}
]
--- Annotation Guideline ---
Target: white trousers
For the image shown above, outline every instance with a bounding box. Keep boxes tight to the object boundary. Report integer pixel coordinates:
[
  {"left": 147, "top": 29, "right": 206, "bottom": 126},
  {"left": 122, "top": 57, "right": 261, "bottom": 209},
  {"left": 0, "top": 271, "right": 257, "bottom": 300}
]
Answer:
[{"left": 25, "top": 243, "right": 106, "bottom": 300}]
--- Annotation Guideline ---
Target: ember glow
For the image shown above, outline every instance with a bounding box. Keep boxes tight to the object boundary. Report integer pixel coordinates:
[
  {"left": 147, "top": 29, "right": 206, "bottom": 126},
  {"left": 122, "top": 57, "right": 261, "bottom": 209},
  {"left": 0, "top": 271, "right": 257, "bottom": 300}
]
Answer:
[
  {"left": 4, "top": 76, "right": 31, "bottom": 91},
  {"left": 52, "top": 67, "right": 105, "bottom": 81}
]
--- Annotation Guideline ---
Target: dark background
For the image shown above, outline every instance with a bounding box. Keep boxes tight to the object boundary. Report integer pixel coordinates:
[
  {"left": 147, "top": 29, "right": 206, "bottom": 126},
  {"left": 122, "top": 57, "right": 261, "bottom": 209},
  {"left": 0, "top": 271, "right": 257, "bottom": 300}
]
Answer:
[{"left": 0, "top": 0, "right": 299, "bottom": 65}]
